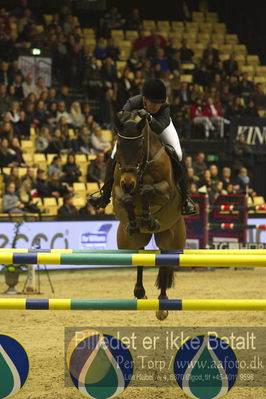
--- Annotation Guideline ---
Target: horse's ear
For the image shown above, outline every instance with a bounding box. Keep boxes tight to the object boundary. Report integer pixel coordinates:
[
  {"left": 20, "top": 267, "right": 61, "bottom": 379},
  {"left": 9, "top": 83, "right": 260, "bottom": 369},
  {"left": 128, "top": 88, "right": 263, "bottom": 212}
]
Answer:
[
  {"left": 137, "top": 116, "right": 146, "bottom": 132},
  {"left": 114, "top": 111, "right": 123, "bottom": 131}
]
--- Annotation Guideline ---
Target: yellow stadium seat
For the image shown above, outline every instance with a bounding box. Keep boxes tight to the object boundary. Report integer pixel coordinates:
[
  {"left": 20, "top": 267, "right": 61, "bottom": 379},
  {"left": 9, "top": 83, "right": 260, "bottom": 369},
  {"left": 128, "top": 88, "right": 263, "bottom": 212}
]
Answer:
[
  {"left": 83, "top": 28, "right": 95, "bottom": 37},
  {"left": 143, "top": 20, "right": 156, "bottom": 29},
  {"left": 213, "top": 23, "right": 226, "bottom": 34},
  {"left": 46, "top": 154, "right": 57, "bottom": 165},
  {"left": 219, "top": 54, "right": 230, "bottom": 62},
  {"left": 168, "top": 32, "right": 183, "bottom": 41},
  {"left": 2, "top": 167, "right": 11, "bottom": 175},
  {"left": 125, "top": 31, "right": 138, "bottom": 41},
  {"left": 36, "top": 25, "right": 44, "bottom": 33},
  {"left": 235, "top": 54, "right": 246, "bottom": 65},
  {"left": 73, "top": 183, "right": 87, "bottom": 199},
  {"left": 240, "top": 65, "right": 254, "bottom": 75},
  {"left": 205, "top": 12, "right": 219, "bottom": 22},
  {"left": 219, "top": 44, "right": 233, "bottom": 54},
  {"left": 157, "top": 20, "right": 170, "bottom": 31},
  {"left": 105, "top": 203, "right": 114, "bottom": 215},
  {"left": 43, "top": 197, "right": 58, "bottom": 215},
  {"left": 101, "top": 129, "right": 113, "bottom": 142},
  {"left": 234, "top": 44, "right": 247, "bottom": 55},
  {"left": 116, "top": 61, "right": 127, "bottom": 71},
  {"left": 192, "top": 12, "right": 205, "bottom": 22},
  {"left": 73, "top": 197, "right": 85, "bottom": 209},
  {"left": 185, "top": 22, "right": 199, "bottom": 32},
  {"left": 255, "top": 66, "right": 266, "bottom": 75},
  {"left": 88, "top": 154, "right": 96, "bottom": 161},
  {"left": 253, "top": 196, "right": 265, "bottom": 206},
  {"left": 191, "top": 42, "right": 204, "bottom": 52},
  {"left": 198, "top": 33, "right": 211, "bottom": 43},
  {"left": 212, "top": 33, "right": 225, "bottom": 44},
  {"left": 199, "top": 22, "right": 213, "bottom": 33},
  {"left": 85, "top": 38, "right": 96, "bottom": 47},
  {"left": 75, "top": 154, "right": 87, "bottom": 166},
  {"left": 225, "top": 34, "right": 238, "bottom": 45},
  {"left": 254, "top": 76, "right": 266, "bottom": 85},
  {"left": 23, "top": 153, "right": 33, "bottom": 166},
  {"left": 180, "top": 74, "right": 193, "bottom": 83},
  {"left": 57, "top": 197, "right": 63, "bottom": 207},
  {"left": 247, "top": 55, "right": 260, "bottom": 66},
  {"left": 21, "top": 140, "right": 34, "bottom": 153},
  {"left": 18, "top": 168, "right": 28, "bottom": 178},
  {"left": 171, "top": 21, "right": 185, "bottom": 32},
  {"left": 111, "top": 29, "right": 124, "bottom": 40},
  {"left": 44, "top": 14, "right": 52, "bottom": 24},
  {"left": 87, "top": 183, "right": 100, "bottom": 195},
  {"left": 183, "top": 32, "right": 197, "bottom": 42}
]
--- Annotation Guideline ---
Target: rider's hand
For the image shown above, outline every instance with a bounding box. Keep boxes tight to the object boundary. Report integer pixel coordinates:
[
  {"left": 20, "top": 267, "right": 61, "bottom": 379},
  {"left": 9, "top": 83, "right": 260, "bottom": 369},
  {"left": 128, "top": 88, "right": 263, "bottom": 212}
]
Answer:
[{"left": 138, "top": 109, "right": 152, "bottom": 122}]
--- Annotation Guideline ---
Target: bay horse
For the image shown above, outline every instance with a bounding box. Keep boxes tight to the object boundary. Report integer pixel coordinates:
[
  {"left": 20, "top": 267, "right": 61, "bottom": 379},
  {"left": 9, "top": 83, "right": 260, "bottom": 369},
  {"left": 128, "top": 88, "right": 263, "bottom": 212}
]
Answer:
[{"left": 112, "top": 110, "right": 186, "bottom": 320}]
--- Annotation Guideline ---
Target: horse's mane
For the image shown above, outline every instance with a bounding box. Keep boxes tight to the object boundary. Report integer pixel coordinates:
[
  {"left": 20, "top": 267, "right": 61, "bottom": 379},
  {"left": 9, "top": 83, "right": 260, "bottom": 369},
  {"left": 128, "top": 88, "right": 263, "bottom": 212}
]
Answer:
[{"left": 118, "top": 110, "right": 140, "bottom": 123}]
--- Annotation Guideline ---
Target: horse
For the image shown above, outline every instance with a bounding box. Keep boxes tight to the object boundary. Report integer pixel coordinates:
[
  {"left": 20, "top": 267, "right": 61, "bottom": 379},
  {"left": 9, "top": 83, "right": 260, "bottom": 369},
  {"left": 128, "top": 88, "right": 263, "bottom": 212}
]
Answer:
[{"left": 112, "top": 110, "right": 186, "bottom": 320}]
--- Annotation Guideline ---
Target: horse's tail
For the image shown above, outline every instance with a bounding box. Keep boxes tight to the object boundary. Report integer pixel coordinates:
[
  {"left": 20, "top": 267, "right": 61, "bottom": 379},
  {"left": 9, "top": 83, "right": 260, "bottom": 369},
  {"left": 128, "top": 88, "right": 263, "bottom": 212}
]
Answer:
[{"left": 155, "top": 266, "right": 175, "bottom": 290}]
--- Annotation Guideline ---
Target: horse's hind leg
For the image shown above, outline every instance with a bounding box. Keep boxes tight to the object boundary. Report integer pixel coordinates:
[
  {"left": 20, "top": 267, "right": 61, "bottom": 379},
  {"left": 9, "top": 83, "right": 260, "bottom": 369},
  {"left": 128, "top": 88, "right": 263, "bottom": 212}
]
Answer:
[
  {"left": 155, "top": 266, "right": 174, "bottom": 320},
  {"left": 134, "top": 265, "right": 147, "bottom": 299}
]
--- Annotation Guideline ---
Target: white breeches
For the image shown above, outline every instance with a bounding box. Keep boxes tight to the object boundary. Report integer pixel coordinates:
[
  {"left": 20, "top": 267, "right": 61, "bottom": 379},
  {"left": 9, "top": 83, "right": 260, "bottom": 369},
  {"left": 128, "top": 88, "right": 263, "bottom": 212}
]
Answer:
[
  {"left": 193, "top": 116, "right": 214, "bottom": 138},
  {"left": 111, "top": 118, "right": 183, "bottom": 161}
]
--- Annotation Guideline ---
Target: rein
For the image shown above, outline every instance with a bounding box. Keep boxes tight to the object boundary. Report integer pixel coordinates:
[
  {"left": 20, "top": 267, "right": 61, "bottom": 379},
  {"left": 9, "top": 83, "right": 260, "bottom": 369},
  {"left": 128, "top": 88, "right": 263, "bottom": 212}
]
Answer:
[{"left": 117, "top": 121, "right": 164, "bottom": 187}]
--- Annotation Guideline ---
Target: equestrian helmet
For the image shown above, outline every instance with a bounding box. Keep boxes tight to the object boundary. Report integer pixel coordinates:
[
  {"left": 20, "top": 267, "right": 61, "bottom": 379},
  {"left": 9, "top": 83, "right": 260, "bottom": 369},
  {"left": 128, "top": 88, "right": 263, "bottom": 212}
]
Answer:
[{"left": 142, "top": 79, "right": 166, "bottom": 104}]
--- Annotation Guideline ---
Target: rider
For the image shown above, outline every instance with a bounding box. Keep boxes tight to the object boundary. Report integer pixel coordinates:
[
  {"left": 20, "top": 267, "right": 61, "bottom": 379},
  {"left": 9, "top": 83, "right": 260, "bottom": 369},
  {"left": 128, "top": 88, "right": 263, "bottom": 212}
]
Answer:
[{"left": 89, "top": 78, "right": 198, "bottom": 216}]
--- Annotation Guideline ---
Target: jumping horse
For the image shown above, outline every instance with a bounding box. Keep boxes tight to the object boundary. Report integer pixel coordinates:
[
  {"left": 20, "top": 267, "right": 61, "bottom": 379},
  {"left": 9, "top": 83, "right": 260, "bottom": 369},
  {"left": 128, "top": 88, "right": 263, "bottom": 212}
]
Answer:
[{"left": 112, "top": 110, "right": 186, "bottom": 320}]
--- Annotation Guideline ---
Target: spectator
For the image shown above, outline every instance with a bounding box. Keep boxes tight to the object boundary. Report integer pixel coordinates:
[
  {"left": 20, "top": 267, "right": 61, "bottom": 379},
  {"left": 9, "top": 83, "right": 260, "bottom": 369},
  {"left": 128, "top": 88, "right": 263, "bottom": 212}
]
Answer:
[
  {"left": 233, "top": 133, "right": 254, "bottom": 171},
  {"left": 47, "top": 128, "right": 66, "bottom": 154},
  {"left": 133, "top": 29, "right": 147, "bottom": 52},
  {"left": 0, "top": 84, "right": 10, "bottom": 116},
  {"left": 19, "top": 178, "right": 40, "bottom": 213},
  {"left": 221, "top": 167, "right": 232, "bottom": 190},
  {"left": 187, "top": 167, "right": 200, "bottom": 186},
  {"left": 0, "top": 61, "right": 11, "bottom": 86},
  {"left": 209, "top": 181, "right": 227, "bottom": 203},
  {"left": 238, "top": 73, "right": 254, "bottom": 99},
  {"left": 12, "top": 74, "right": 24, "bottom": 100},
  {"left": 101, "top": 57, "right": 118, "bottom": 87},
  {"left": 174, "top": 82, "right": 192, "bottom": 106},
  {"left": 36, "top": 168, "right": 50, "bottom": 197},
  {"left": 58, "top": 193, "right": 79, "bottom": 217},
  {"left": 94, "top": 37, "right": 107, "bottom": 60},
  {"left": 243, "top": 99, "right": 258, "bottom": 117},
  {"left": 70, "top": 101, "right": 85, "bottom": 128},
  {"left": 116, "top": 68, "right": 138, "bottom": 109},
  {"left": 0, "top": 120, "right": 14, "bottom": 142},
  {"left": 3, "top": 182, "right": 25, "bottom": 213},
  {"left": 190, "top": 97, "right": 215, "bottom": 139},
  {"left": 79, "top": 200, "right": 97, "bottom": 216},
  {"left": 192, "top": 152, "right": 207, "bottom": 177},
  {"left": 35, "top": 77, "right": 47, "bottom": 99},
  {"left": 202, "top": 43, "right": 220, "bottom": 64},
  {"left": 203, "top": 97, "right": 230, "bottom": 139},
  {"left": 102, "top": 7, "right": 124, "bottom": 34},
  {"left": 35, "top": 126, "right": 51, "bottom": 153},
  {"left": 209, "top": 164, "right": 220, "bottom": 185},
  {"left": 124, "top": 8, "right": 142, "bottom": 31},
  {"left": 98, "top": 88, "right": 118, "bottom": 129},
  {"left": 56, "top": 101, "right": 72, "bottom": 124},
  {"left": 48, "top": 155, "right": 63, "bottom": 177},
  {"left": 223, "top": 53, "right": 238, "bottom": 76},
  {"left": 226, "top": 97, "right": 245, "bottom": 119},
  {"left": 87, "top": 152, "right": 106, "bottom": 185},
  {"left": 151, "top": 48, "right": 169, "bottom": 73},
  {"left": 83, "top": 56, "right": 103, "bottom": 100},
  {"left": 106, "top": 38, "right": 120, "bottom": 61},
  {"left": 91, "top": 126, "right": 110, "bottom": 153},
  {"left": 235, "top": 167, "right": 251, "bottom": 193},
  {"left": 179, "top": 39, "right": 194, "bottom": 64},
  {"left": 190, "top": 182, "right": 199, "bottom": 195},
  {"left": 10, "top": 137, "right": 26, "bottom": 166},
  {"left": 0, "top": 138, "right": 16, "bottom": 167},
  {"left": 145, "top": 28, "right": 167, "bottom": 49},
  {"left": 62, "top": 154, "right": 81, "bottom": 185},
  {"left": 45, "top": 102, "right": 58, "bottom": 127},
  {"left": 47, "top": 171, "right": 71, "bottom": 198},
  {"left": 198, "top": 169, "right": 213, "bottom": 193},
  {"left": 4, "top": 166, "right": 21, "bottom": 190},
  {"left": 78, "top": 125, "right": 91, "bottom": 155},
  {"left": 22, "top": 73, "right": 37, "bottom": 98},
  {"left": 127, "top": 50, "right": 143, "bottom": 73},
  {"left": 34, "top": 100, "right": 47, "bottom": 126}
]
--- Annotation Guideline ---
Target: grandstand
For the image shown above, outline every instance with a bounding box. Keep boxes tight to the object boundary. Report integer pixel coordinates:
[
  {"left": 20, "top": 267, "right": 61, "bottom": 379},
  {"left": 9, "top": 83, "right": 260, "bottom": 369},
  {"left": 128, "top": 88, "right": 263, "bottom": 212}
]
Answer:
[{"left": 0, "top": 0, "right": 266, "bottom": 219}]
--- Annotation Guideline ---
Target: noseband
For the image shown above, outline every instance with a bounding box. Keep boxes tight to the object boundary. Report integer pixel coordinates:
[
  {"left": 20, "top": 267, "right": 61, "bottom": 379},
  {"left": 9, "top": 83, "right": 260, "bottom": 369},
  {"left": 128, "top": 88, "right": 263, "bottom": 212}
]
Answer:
[{"left": 117, "top": 129, "right": 148, "bottom": 176}]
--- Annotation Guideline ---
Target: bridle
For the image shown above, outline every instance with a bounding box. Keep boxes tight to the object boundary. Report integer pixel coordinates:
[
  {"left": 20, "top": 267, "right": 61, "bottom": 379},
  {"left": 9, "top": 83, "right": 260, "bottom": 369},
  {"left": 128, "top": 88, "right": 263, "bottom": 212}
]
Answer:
[{"left": 116, "top": 122, "right": 150, "bottom": 183}]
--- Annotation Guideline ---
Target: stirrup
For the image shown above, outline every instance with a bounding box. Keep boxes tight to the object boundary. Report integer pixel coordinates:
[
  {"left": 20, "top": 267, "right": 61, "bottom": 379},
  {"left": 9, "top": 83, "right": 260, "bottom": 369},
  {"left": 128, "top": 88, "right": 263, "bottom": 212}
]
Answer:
[{"left": 181, "top": 197, "right": 198, "bottom": 216}]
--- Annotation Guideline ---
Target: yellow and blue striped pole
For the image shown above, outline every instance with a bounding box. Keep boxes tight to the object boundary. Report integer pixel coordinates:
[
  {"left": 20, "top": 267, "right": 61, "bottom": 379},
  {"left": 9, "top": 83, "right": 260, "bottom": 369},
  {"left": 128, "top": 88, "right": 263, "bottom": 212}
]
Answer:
[
  {"left": 0, "top": 248, "right": 266, "bottom": 255},
  {"left": 0, "top": 252, "right": 266, "bottom": 267},
  {"left": 0, "top": 299, "right": 265, "bottom": 311}
]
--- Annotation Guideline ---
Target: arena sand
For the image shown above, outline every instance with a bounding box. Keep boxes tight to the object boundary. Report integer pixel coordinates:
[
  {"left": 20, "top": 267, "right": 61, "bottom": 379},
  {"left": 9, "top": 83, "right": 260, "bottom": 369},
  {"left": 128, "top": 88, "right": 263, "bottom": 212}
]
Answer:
[{"left": 0, "top": 267, "right": 265, "bottom": 399}]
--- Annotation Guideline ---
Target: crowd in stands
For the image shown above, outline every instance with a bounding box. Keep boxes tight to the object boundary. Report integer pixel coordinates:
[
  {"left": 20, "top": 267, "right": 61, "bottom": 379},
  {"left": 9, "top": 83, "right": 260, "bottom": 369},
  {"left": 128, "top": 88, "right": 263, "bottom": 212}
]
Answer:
[{"left": 0, "top": 0, "right": 263, "bottom": 216}]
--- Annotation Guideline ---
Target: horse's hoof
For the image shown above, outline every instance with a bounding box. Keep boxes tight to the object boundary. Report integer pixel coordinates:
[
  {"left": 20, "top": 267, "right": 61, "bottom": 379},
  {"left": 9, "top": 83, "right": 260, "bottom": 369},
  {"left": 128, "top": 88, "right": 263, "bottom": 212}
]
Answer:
[
  {"left": 140, "top": 217, "right": 160, "bottom": 232},
  {"left": 126, "top": 223, "right": 140, "bottom": 235},
  {"left": 140, "top": 184, "right": 156, "bottom": 197},
  {"left": 156, "top": 310, "right": 169, "bottom": 320}
]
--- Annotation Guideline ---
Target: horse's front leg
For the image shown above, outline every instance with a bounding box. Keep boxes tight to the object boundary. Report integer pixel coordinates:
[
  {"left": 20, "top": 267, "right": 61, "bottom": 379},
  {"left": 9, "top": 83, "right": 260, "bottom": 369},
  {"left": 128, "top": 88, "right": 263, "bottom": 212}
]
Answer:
[
  {"left": 121, "top": 194, "right": 140, "bottom": 235},
  {"left": 140, "top": 182, "right": 170, "bottom": 231}
]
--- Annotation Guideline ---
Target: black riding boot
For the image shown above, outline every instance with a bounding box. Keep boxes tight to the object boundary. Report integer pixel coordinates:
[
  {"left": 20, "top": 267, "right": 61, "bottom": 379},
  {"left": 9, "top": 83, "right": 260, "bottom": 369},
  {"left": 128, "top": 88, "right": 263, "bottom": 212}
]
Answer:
[
  {"left": 88, "top": 158, "right": 116, "bottom": 209},
  {"left": 165, "top": 145, "right": 198, "bottom": 216}
]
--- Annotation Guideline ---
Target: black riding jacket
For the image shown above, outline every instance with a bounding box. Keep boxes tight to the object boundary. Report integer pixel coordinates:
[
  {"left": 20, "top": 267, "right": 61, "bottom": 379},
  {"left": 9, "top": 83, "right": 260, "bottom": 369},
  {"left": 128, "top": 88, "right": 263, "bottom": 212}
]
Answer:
[{"left": 122, "top": 95, "right": 170, "bottom": 135}]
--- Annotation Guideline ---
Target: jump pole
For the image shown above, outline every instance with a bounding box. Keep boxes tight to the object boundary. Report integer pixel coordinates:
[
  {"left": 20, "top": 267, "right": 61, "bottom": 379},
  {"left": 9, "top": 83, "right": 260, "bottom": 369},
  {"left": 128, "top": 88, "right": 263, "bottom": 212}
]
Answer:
[
  {"left": 0, "top": 253, "right": 266, "bottom": 267},
  {"left": 0, "top": 298, "right": 265, "bottom": 311},
  {"left": 1, "top": 249, "right": 266, "bottom": 255}
]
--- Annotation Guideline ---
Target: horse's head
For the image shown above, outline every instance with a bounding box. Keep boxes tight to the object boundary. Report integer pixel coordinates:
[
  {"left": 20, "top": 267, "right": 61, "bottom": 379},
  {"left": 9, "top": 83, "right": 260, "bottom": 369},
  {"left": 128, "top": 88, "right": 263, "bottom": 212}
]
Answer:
[{"left": 115, "top": 110, "right": 147, "bottom": 194}]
